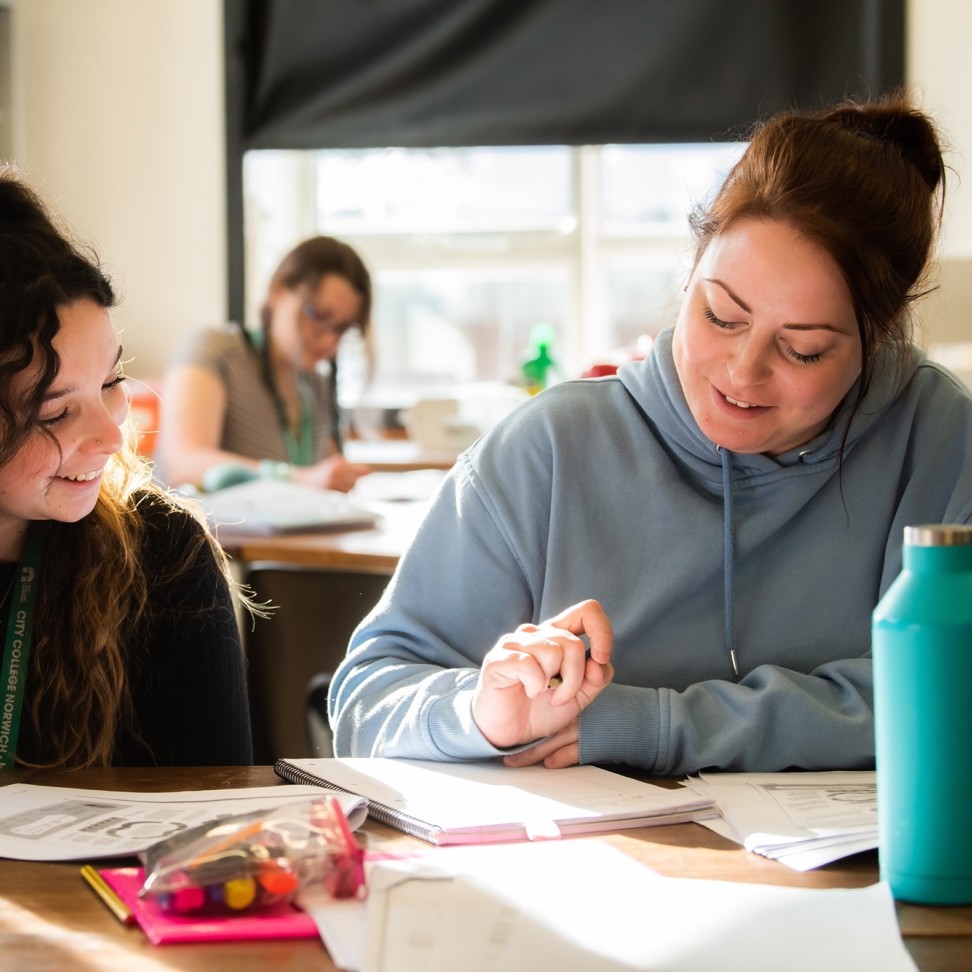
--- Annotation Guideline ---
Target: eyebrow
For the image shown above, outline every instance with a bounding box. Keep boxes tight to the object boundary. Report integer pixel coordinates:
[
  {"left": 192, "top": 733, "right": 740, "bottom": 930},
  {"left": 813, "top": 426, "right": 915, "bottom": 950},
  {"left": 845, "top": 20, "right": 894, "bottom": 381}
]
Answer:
[
  {"left": 705, "top": 278, "right": 851, "bottom": 334},
  {"left": 42, "top": 345, "right": 124, "bottom": 403}
]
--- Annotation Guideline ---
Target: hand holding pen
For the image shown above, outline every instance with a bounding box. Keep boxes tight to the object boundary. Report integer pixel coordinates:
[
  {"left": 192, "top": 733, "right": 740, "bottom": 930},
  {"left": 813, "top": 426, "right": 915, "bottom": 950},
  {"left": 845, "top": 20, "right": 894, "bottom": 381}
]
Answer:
[{"left": 472, "top": 598, "right": 614, "bottom": 753}]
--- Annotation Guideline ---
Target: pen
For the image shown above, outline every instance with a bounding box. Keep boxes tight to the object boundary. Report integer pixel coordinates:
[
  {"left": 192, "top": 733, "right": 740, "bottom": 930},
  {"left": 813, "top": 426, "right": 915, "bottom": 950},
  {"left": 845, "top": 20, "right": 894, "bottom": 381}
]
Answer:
[
  {"left": 80, "top": 865, "right": 137, "bottom": 927},
  {"left": 547, "top": 646, "right": 592, "bottom": 689}
]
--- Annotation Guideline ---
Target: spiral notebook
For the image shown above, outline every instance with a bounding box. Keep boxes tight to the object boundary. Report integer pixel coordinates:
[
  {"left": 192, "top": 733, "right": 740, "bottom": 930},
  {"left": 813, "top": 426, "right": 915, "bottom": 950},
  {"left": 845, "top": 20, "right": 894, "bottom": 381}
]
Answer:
[{"left": 273, "top": 757, "right": 716, "bottom": 846}]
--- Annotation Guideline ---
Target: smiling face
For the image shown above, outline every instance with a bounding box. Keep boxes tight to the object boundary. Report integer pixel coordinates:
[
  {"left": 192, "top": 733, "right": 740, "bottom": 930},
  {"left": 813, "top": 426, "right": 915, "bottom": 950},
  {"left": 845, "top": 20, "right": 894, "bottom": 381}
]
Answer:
[
  {"left": 672, "top": 218, "right": 863, "bottom": 457},
  {"left": 0, "top": 299, "right": 129, "bottom": 559}
]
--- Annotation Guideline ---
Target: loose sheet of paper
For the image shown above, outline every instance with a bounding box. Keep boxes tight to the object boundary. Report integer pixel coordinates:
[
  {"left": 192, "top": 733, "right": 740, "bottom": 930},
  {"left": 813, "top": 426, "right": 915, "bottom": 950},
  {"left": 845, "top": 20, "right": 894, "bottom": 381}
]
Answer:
[
  {"left": 682, "top": 771, "right": 878, "bottom": 870},
  {"left": 0, "top": 783, "right": 366, "bottom": 861},
  {"left": 299, "top": 840, "right": 915, "bottom": 972}
]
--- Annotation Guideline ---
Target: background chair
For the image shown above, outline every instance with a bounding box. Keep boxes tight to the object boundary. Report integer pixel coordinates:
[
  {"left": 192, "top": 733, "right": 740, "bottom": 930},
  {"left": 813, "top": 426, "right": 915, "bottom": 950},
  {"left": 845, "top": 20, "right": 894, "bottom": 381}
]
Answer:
[
  {"left": 242, "top": 564, "right": 389, "bottom": 762},
  {"left": 306, "top": 671, "right": 333, "bottom": 758}
]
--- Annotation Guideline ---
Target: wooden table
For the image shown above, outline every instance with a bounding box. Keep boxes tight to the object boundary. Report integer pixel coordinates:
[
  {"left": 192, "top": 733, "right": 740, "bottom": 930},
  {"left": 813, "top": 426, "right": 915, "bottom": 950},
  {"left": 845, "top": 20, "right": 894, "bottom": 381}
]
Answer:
[
  {"left": 223, "top": 498, "right": 427, "bottom": 575},
  {"left": 1, "top": 766, "right": 969, "bottom": 971}
]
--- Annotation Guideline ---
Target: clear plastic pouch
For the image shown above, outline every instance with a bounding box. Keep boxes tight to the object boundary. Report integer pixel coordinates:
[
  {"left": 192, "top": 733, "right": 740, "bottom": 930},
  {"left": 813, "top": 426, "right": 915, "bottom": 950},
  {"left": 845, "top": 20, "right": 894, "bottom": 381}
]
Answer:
[{"left": 138, "top": 796, "right": 365, "bottom": 916}]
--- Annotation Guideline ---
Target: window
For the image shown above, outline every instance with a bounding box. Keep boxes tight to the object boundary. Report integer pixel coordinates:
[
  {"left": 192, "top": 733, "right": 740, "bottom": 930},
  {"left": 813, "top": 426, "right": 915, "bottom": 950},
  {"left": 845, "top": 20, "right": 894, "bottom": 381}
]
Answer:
[{"left": 243, "top": 143, "right": 745, "bottom": 410}]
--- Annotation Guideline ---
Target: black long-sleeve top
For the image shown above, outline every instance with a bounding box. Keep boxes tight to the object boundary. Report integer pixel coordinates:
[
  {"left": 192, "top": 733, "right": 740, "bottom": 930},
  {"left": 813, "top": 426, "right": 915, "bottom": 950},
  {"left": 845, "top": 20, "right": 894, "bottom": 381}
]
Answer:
[{"left": 1, "top": 493, "right": 253, "bottom": 767}]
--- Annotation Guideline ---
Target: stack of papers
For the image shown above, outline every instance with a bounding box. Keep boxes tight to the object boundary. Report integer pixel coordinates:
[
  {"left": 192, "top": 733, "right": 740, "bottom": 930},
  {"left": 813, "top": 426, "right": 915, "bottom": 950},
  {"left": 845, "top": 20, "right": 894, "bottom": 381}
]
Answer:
[
  {"left": 275, "top": 757, "right": 717, "bottom": 844},
  {"left": 198, "top": 479, "right": 379, "bottom": 537},
  {"left": 682, "top": 772, "right": 878, "bottom": 871}
]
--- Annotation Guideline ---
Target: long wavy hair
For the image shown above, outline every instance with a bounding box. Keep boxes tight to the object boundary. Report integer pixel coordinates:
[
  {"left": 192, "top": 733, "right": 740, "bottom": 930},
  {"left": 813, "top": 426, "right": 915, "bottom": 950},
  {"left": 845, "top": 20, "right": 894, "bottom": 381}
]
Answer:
[{"left": 0, "top": 165, "right": 238, "bottom": 768}]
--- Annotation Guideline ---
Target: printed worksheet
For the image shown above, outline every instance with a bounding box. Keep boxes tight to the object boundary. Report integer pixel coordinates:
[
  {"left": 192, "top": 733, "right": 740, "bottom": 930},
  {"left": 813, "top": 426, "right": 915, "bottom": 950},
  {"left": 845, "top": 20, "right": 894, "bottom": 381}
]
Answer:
[
  {"left": 0, "top": 783, "right": 366, "bottom": 861},
  {"left": 683, "top": 772, "right": 877, "bottom": 870}
]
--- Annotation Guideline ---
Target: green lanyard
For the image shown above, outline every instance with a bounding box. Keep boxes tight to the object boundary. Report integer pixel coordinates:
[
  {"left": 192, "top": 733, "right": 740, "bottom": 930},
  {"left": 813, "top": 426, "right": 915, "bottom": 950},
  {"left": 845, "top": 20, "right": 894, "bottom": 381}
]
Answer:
[
  {"left": 282, "top": 379, "right": 316, "bottom": 467},
  {"left": 0, "top": 524, "right": 43, "bottom": 770},
  {"left": 248, "top": 327, "right": 316, "bottom": 468}
]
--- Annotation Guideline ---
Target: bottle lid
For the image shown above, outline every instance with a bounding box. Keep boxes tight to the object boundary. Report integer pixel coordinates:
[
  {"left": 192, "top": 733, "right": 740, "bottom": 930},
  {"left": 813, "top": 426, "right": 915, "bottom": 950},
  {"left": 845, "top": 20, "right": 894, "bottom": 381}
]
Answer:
[{"left": 904, "top": 524, "right": 972, "bottom": 547}]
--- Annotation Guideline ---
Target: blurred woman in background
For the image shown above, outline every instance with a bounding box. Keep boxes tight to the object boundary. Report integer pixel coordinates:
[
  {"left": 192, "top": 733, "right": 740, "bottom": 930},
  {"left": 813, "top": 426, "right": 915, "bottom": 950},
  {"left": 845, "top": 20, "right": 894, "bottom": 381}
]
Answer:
[{"left": 158, "top": 236, "right": 372, "bottom": 492}]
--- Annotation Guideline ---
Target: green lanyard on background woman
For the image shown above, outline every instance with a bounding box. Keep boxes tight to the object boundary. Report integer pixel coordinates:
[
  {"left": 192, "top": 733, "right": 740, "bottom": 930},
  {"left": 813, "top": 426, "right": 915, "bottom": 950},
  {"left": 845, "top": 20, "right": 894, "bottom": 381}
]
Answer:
[
  {"left": 280, "top": 378, "right": 316, "bottom": 467},
  {"left": 248, "top": 326, "right": 318, "bottom": 468}
]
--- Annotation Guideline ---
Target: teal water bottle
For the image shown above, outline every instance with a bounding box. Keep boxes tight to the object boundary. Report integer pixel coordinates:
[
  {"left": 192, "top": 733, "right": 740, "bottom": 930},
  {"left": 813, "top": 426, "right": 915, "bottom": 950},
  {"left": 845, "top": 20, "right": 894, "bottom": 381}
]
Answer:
[{"left": 872, "top": 523, "right": 972, "bottom": 904}]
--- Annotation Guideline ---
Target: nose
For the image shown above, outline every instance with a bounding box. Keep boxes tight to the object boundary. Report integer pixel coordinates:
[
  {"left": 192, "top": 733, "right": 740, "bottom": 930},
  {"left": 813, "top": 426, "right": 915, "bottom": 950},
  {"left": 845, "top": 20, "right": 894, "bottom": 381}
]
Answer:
[
  {"left": 90, "top": 400, "right": 127, "bottom": 455},
  {"left": 311, "top": 329, "right": 344, "bottom": 355},
  {"left": 726, "top": 334, "right": 772, "bottom": 388}
]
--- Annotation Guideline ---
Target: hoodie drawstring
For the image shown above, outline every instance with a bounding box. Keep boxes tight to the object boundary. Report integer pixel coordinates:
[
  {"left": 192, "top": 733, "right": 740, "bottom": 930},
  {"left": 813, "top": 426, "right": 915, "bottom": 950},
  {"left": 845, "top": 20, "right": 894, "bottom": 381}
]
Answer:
[{"left": 719, "top": 446, "right": 740, "bottom": 677}]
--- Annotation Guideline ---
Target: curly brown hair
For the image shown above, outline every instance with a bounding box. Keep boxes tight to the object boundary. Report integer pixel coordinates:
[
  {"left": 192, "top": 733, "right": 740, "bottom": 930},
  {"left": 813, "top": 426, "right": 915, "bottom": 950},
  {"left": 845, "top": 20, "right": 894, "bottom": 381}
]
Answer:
[{"left": 0, "top": 165, "right": 240, "bottom": 768}]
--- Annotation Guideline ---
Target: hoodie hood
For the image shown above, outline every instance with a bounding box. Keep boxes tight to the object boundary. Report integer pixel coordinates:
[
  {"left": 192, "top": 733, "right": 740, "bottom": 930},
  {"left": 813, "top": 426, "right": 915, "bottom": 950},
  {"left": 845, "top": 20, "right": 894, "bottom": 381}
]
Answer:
[
  {"left": 617, "top": 324, "right": 921, "bottom": 677},
  {"left": 617, "top": 325, "right": 921, "bottom": 481}
]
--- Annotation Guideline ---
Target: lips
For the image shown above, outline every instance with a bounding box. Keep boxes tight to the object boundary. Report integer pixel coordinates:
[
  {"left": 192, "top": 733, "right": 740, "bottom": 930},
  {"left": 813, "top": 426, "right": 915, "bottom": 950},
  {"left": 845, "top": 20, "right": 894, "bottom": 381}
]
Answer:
[
  {"left": 725, "top": 394, "right": 755, "bottom": 409},
  {"left": 60, "top": 469, "right": 103, "bottom": 483},
  {"left": 714, "top": 386, "right": 770, "bottom": 414}
]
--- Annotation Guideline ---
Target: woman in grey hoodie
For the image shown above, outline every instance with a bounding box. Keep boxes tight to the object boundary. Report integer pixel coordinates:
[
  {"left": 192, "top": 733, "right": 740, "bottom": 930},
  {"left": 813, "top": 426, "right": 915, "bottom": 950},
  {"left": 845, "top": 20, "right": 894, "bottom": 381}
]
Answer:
[{"left": 329, "top": 94, "right": 971, "bottom": 776}]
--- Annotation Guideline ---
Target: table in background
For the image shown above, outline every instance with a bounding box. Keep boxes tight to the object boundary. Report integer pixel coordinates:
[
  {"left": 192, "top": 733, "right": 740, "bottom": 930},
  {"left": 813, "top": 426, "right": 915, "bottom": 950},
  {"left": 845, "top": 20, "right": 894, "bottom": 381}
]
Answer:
[
  {"left": 0, "top": 765, "right": 969, "bottom": 972},
  {"left": 344, "top": 438, "right": 457, "bottom": 472},
  {"left": 222, "top": 502, "right": 427, "bottom": 761},
  {"left": 224, "top": 497, "right": 427, "bottom": 574}
]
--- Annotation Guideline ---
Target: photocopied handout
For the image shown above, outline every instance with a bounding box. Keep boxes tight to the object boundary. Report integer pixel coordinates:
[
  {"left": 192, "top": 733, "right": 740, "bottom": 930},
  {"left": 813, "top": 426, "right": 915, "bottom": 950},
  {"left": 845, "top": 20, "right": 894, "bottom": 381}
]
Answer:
[
  {"left": 681, "top": 771, "right": 878, "bottom": 870},
  {"left": 297, "top": 840, "right": 917, "bottom": 972},
  {"left": 0, "top": 783, "right": 367, "bottom": 862}
]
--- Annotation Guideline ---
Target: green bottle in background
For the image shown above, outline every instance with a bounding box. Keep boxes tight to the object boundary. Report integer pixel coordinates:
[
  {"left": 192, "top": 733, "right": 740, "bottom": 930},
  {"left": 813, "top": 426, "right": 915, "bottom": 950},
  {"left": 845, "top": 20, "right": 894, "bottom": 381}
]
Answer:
[
  {"left": 521, "top": 323, "right": 560, "bottom": 395},
  {"left": 872, "top": 523, "right": 972, "bottom": 904}
]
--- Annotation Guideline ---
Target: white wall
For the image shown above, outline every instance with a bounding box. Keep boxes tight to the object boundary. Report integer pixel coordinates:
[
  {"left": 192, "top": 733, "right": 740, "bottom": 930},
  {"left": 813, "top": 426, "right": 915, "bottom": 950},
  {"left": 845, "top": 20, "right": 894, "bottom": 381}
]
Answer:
[
  {"left": 7, "top": 0, "right": 972, "bottom": 381},
  {"left": 908, "top": 0, "right": 972, "bottom": 257},
  {"left": 906, "top": 0, "right": 972, "bottom": 346},
  {"left": 11, "top": 0, "right": 225, "bottom": 380}
]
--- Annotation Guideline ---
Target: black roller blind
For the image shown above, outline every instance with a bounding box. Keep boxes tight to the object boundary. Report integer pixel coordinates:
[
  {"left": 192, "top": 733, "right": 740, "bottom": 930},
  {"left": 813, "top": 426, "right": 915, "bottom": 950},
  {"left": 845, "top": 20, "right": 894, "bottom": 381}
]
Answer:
[
  {"left": 224, "top": 0, "right": 903, "bottom": 318},
  {"left": 227, "top": 0, "right": 904, "bottom": 150}
]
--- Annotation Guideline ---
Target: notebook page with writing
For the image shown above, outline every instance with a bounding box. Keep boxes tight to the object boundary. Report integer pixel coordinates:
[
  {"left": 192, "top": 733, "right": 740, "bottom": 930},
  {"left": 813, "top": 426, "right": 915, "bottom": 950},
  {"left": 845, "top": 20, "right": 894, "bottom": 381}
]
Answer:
[{"left": 274, "top": 757, "right": 715, "bottom": 845}]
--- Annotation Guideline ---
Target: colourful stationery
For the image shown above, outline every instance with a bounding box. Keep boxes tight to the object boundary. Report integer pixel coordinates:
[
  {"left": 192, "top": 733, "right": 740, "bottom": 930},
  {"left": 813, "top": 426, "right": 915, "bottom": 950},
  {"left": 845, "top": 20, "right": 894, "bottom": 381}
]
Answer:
[{"left": 96, "top": 867, "right": 319, "bottom": 945}]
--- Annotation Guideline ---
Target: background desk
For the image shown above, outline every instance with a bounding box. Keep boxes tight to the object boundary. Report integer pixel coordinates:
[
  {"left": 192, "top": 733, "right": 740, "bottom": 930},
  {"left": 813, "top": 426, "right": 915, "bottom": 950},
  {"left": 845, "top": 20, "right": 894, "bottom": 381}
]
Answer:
[
  {"left": 225, "top": 498, "right": 428, "bottom": 574},
  {"left": 344, "top": 438, "right": 457, "bottom": 472},
  {"left": 0, "top": 765, "right": 969, "bottom": 972},
  {"left": 222, "top": 502, "right": 426, "bottom": 762}
]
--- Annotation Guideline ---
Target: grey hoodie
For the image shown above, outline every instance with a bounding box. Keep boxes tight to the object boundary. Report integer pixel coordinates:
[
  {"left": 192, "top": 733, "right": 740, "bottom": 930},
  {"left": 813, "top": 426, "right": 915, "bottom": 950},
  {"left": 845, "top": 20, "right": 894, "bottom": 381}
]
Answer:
[{"left": 330, "top": 327, "right": 972, "bottom": 774}]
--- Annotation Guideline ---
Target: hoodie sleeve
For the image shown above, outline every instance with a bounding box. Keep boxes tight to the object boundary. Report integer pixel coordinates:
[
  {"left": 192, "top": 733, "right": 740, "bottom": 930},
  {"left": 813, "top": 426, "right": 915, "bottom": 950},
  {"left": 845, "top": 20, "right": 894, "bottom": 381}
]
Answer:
[
  {"left": 579, "top": 658, "right": 875, "bottom": 774},
  {"left": 329, "top": 461, "right": 539, "bottom": 759}
]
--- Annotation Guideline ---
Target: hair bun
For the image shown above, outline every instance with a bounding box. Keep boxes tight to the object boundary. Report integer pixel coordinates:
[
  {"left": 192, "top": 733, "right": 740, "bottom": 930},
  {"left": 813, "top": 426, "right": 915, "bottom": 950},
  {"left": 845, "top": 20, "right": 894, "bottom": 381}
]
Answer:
[{"left": 830, "top": 100, "right": 944, "bottom": 192}]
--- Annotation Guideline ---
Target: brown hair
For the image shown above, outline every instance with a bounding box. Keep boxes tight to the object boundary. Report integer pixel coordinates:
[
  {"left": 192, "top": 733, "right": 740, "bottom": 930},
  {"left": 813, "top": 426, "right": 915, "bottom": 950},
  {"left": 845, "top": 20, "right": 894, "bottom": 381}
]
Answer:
[
  {"left": 690, "top": 93, "right": 946, "bottom": 385},
  {"left": 254, "top": 235, "right": 373, "bottom": 452},
  {"left": 259, "top": 235, "right": 372, "bottom": 336},
  {"left": 0, "top": 165, "right": 241, "bottom": 768}
]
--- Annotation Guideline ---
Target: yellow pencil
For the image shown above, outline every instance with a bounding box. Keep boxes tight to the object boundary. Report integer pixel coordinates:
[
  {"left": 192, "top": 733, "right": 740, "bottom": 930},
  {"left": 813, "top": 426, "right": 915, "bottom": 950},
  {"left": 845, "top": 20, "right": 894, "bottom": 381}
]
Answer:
[{"left": 80, "top": 865, "right": 136, "bottom": 927}]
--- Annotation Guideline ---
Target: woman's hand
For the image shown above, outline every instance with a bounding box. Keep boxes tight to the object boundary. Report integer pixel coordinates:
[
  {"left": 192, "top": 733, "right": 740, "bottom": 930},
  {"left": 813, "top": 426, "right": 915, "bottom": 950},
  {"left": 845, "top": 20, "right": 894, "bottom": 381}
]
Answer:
[
  {"left": 471, "top": 599, "right": 614, "bottom": 750},
  {"left": 503, "top": 720, "right": 581, "bottom": 769},
  {"left": 291, "top": 455, "right": 370, "bottom": 492}
]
